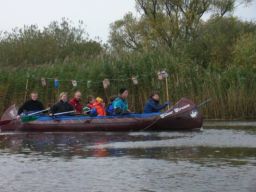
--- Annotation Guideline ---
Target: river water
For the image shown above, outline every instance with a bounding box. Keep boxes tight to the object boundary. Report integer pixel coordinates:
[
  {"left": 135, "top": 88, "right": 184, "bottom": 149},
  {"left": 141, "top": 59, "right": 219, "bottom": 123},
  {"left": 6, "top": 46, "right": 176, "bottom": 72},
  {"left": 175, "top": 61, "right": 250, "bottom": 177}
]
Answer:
[{"left": 0, "top": 123, "right": 255, "bottom": 192}]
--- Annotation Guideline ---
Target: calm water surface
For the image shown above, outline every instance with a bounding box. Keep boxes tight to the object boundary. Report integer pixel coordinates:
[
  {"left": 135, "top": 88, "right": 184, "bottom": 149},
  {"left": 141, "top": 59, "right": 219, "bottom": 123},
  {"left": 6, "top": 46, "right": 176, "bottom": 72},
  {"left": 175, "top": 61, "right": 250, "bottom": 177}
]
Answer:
[{"left": 0, "top": 125, "right": 256, "bottom": 192}]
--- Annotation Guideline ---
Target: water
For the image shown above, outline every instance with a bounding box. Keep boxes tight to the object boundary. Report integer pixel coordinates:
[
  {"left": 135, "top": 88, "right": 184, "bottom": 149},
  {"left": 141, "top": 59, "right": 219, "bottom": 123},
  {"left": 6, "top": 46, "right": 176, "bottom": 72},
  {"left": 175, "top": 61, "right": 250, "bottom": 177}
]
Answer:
[{"left": 0, "top": 124, "right": 256, "bottom": 192}]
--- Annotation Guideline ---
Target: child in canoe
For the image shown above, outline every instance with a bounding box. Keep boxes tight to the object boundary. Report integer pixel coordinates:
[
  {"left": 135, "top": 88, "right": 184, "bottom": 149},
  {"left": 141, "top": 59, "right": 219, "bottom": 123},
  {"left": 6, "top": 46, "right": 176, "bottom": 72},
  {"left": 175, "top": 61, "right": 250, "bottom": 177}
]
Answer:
[{"left": 86, "top": 96, "right": 106, "bottom": 116}]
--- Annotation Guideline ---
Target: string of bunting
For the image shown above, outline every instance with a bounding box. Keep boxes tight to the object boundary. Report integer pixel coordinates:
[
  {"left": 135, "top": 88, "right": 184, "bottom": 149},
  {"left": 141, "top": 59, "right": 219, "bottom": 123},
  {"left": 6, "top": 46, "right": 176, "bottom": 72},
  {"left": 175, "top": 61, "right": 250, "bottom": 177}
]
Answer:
[{"left": 37, "top": 70, "right": 169, "bottom": 89}]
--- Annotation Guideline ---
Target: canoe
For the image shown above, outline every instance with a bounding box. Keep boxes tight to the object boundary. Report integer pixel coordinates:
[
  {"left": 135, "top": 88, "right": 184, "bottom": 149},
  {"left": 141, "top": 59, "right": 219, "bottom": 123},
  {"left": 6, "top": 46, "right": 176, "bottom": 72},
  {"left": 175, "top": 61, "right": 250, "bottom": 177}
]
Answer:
[{"left": 0, "top": 98, "right": 203, "bottom": 132}]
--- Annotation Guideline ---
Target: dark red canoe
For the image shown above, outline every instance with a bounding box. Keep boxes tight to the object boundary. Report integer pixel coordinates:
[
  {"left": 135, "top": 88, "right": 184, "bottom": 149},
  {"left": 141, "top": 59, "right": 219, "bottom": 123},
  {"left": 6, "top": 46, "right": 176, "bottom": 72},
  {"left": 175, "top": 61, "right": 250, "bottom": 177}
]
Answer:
[{"left": 0, "top": 98, "right": 203, "bottom": 132}]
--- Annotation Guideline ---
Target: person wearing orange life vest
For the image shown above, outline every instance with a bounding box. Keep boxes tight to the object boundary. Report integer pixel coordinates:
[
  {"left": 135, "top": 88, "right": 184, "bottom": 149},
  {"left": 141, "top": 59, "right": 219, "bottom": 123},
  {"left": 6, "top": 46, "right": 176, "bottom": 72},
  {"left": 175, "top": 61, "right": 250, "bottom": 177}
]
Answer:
[{"left": 87, "top": 96, "right": 106, "bottom": 116}]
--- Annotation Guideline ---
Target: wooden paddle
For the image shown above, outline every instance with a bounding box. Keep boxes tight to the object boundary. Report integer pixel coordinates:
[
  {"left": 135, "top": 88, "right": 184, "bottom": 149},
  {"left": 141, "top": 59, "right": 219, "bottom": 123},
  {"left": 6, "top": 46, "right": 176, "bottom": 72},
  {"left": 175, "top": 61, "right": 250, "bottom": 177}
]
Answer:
[
  {"left": 51, "top": 110, "right": 76, "bottom": 116},
  {"left": 0, "top": 108, "right": 50, "bottom": 125},
  {"left": 26, "top": 108, "right": 50, "bottom": 116},
  {"left": 20, "top": 108, "right": 51, "bottom": 122}
]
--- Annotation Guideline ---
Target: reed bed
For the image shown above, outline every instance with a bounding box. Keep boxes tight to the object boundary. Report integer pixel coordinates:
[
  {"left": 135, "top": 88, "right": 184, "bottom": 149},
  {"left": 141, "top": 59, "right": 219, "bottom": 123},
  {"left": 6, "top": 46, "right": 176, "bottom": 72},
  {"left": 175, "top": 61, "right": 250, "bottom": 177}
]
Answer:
[{"left": 0, "top": 51, "right": 255, "bottom": 119}]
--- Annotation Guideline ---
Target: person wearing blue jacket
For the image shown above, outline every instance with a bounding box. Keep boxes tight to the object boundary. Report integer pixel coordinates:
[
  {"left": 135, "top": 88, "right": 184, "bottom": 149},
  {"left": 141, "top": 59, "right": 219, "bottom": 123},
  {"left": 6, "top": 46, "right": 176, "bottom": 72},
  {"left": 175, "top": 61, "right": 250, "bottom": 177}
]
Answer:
[
  {"left": 144, "top": 93, "right": 170, "bottom": 113},
  {"left": 112, "top": 88, "right": 130, "bottom": 115}
]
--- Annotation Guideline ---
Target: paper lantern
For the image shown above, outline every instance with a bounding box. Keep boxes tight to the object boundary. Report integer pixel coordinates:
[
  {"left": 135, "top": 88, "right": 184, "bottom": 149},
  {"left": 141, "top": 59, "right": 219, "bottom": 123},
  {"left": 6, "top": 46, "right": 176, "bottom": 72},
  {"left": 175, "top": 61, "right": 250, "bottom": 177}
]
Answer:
[
  {"left": 102, "top": 79, "right": 110, "bottom": 89},
  {"left": 157, "top": 70, "right": 169, "bottom": 80},
  {"left": 132, "top": 76, "right": 138, "bottom": 85},
  {"left": 71, "top": 80, "right": 77, "bottom": 87},
  {"left": 87, "top": 80, "right": 92, "bottom": 89},
  {"left": 54, "top": 78, "right": 59, "bottom": 89},
  {"left": 41, "top": 77, "right": 46, "bottom": 87}
]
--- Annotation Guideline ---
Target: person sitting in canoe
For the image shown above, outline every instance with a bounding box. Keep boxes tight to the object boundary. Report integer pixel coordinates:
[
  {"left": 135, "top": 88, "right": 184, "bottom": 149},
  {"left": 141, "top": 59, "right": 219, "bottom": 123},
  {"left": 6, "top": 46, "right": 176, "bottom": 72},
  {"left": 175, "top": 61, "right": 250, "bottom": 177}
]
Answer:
[
  {"left": 87, "top": 96, "right": 106, "bottom": 116},
  {"left": 112, "top": 88, "right": 130, "bottom": 115},
  {"left": 144, "top": 92, "right": 170, "bottom": 113},
  {"left": 50, "top": 92, "right": 74, "bottom": 115},
  {"left": 69, "top": 91, "right": 83, "bottom": 114},
  {"left": 17, "top": 91, "right": 44, "bottom": 118}
]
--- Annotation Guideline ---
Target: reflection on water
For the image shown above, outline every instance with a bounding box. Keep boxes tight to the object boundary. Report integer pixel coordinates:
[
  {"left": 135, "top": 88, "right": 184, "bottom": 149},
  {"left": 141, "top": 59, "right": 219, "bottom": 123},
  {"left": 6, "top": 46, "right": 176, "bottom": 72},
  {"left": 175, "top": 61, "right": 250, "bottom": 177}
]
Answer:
[{"left": 0, "top": 128, "right": 256, "bottom": 192}]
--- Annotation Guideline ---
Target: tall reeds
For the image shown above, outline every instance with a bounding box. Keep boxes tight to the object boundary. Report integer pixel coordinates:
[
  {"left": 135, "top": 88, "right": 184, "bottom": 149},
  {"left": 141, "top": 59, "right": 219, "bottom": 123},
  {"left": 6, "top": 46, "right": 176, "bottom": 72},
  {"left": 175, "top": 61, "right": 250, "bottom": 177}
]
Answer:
[{"left": 0, "top": 50, "right": 255, "bottom": 119}]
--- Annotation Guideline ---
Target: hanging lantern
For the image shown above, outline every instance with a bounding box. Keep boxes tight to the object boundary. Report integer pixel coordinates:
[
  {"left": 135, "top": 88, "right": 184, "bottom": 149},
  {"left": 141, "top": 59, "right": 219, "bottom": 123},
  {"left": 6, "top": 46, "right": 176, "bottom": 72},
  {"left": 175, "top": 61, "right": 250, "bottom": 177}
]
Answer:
[
  {"left": 54, "top": 78, "right": 59, "bottom": 89},
  {"left": 102, "top": 79, "right": 110, "bottom": 89},
  {"left": 41, "top": 77, "right": 47, "bottom": 87},
  {"left": 71, "top": 80, "right": 77, "bottom": 87},
  {"left": 132, "top": 76, "right": 138, "bottom": 85},
  {"left": 162, "top": 70, "right": 169, "bottom": 78},
  {"left": 157, "top": 70, "right": 169, "bottom": 80},
  {"left": 87, "top": 80, "right": 92, "bottom": 89},
  {"left": 157, "top": 71, "right": 163, "bottom": 80}
]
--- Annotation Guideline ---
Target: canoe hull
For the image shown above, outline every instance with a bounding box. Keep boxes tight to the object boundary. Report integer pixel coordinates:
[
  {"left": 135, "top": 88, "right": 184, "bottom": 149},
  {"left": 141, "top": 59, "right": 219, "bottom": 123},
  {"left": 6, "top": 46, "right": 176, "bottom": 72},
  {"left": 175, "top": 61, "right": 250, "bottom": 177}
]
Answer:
[{"left": 0, "top": 98, "right": 203, "bottom": 132}]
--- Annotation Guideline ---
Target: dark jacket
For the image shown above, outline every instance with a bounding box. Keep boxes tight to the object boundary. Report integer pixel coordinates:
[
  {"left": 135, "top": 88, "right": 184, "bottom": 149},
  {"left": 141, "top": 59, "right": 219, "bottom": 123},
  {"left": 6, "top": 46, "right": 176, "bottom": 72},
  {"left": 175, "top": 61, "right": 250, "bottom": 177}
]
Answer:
[
  {"left": 18, "top": 100, "right": 44, "bottom": 115},
  {"left": 51, "top": 100, "right": 74, "bottom": 114},
  {"left": 144, "top": 98, "right": 167, "bottom": 113}
]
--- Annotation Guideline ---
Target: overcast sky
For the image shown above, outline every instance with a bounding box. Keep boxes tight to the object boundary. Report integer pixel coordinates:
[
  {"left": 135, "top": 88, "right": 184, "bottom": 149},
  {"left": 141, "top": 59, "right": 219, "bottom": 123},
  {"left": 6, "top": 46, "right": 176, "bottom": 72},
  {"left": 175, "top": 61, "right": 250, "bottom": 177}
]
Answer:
[{"left": 0, "top": 0, "right": 255, "bottom": 42}]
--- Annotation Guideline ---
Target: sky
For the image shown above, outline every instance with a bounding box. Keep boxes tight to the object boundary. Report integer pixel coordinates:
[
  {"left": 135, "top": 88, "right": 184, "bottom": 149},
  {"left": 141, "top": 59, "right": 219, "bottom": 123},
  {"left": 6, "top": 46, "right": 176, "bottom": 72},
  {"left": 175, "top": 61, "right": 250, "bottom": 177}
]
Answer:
[{"left": 0, "top": 0, "right": 255, "bottom": 43}]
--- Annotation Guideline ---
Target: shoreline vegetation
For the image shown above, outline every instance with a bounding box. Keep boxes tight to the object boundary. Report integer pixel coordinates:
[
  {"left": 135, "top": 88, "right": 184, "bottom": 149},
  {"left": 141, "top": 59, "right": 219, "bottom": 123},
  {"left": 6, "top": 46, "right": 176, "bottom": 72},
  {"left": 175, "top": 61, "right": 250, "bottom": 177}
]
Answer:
[{"left": 0, "top": 0, "right": 255, "bottom": 119}]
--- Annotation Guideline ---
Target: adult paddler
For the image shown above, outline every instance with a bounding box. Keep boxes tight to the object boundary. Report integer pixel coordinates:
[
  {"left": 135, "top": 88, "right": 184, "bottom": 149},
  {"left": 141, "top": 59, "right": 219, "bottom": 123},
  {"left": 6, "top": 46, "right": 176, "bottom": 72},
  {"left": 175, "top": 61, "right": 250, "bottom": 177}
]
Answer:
[
  {"left": 17, "top": 91, "right": 44, "bottom": 119},
  {"left": 69, "top": 91, "right": 83, "bottom": 114}
]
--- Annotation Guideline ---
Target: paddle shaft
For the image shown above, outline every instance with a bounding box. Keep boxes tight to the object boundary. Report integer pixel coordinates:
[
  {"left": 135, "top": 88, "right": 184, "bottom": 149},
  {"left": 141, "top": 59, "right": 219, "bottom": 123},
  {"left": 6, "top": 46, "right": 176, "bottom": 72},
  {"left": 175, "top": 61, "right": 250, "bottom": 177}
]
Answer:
[
  {"left": 53, "top": 110, "right": 76, "bottom": 116},
  {"left": 27, "top": 108, "right": 50, "bottom": 116}
]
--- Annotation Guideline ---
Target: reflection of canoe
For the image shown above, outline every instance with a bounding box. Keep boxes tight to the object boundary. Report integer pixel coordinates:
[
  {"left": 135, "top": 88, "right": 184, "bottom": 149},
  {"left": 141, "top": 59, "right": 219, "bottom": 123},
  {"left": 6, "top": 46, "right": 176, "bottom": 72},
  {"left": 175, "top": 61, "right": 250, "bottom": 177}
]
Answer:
[{"left": 0, "top": 98, "right": 203, "bottom": 132}]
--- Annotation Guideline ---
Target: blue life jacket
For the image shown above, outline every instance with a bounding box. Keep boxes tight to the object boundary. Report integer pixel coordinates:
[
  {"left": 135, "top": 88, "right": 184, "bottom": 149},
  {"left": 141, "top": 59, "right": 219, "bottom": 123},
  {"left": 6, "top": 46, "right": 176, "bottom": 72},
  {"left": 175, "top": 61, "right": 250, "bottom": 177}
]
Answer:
[
  {"left": 106, "top": 104, "right": 115, "bottom": 116},
  {"left": 89, "top": 108, "right": 98, "bottom": 117}
]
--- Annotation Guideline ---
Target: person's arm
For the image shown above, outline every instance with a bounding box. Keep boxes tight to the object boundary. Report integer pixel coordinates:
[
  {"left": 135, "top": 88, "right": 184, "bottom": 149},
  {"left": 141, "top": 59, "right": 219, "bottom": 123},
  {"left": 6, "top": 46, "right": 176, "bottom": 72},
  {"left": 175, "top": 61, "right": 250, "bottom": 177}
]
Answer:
[
  {"left": 68, "top": 103, "right": 75, "bottom": 111},
  {"left": 50, "top": 104, "right": 57, "bottom": 114},
  {"left": 38, "top": 101, "right": 44, "bottom": 110},
  {"left": 148, "top": 101, "right": 168, "bottom": 112},
  {"left": 113, "top": 100, "right": 123, "bottom": 114},
  {"left": 69, "top": 100, "right": 75, "bottom": 108},
  {"left": 17, "top": 102, "right": 27, "bottom": 115},
  {"left": 154, "top": 103, "right": 168, "bottom": 111}
]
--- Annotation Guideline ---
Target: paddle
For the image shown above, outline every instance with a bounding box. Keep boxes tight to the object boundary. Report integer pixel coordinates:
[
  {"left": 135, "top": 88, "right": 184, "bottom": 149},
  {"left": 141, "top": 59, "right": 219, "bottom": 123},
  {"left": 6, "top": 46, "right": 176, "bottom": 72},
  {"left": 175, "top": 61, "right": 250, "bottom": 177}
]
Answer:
[
  {"left": 26, "top": 108, "right": 50, "bottom": 116},
  {"left": 21, "top": 110, "right": 76, "bottom": 123},
  {"left": 51, "top": 110, "right": 76, "bottom": 116},
  {"left": 21, "top": 108, "right": 51, "bottom": 123},
  {"left": 0, "top": 108, "right": 51, "bottom": 124}
]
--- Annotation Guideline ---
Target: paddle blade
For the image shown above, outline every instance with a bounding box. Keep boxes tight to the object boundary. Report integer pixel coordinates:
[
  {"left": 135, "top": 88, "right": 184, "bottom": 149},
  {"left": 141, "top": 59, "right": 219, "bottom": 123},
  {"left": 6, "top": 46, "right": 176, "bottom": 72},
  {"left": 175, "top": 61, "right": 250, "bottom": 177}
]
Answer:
[
  {"left": 1, "top": 104, "right": 17, "bottom": 121},
  {"left": 21, "top": 116, "right": 38, "bottom": 123}
]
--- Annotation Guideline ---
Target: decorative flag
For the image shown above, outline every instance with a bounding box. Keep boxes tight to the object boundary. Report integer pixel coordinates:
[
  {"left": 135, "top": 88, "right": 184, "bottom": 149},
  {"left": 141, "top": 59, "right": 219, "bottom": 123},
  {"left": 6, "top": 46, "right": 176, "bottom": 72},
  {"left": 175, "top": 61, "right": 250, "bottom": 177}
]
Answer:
[
  {"left": 157, "top": 70, "right": 169, "bottom": 80},
  {"left": 157, "top": 71, "right": 163, "bottom": 80},
  {"left": 71, "top": 80, "right": 77, "bottom": 87},
  {"left": 87, "top": 80, "right": 91, "bottom": 89},
  {"left": 102, "top": 79, "right": 110, "bottom": 89},
  {"left": 132, "top": 76, "right": 138, "bottom": 85},
  {"left": 41, "top": 77, "right": 46, "bottom": 87},
  {"left": 54, "top": 78, "right": 59, "bottom": 89}
]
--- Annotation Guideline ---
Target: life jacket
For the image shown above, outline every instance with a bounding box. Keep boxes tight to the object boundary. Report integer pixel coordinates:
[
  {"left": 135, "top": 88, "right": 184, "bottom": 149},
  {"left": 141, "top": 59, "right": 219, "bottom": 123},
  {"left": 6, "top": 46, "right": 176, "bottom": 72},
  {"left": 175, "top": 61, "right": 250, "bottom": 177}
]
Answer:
[
  {"left": 87, "top": 101, "right": 106, "bottom": 116},
  {"left": 106, "top": 103, "right": 114, "bottom": 116}
]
